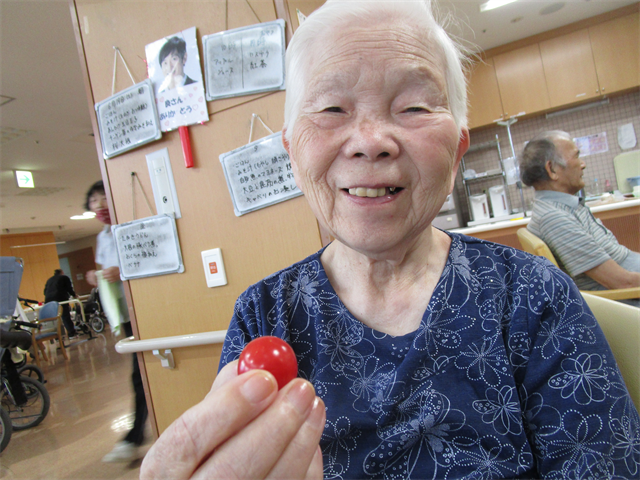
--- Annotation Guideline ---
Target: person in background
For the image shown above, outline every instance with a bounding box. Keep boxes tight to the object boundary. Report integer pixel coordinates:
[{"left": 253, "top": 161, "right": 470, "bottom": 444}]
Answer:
[
  {"left": 140, "top": 1, "right": 639, "bottom": 479},
  {"left": 43, "top": 268, "right": 77, "bottom": 338},
  {"left": 84, "top": 181, "right": 148, "bottom": 462},
  {"left": 158, "top": 36, "right": 196, "bottom": 92},
  {"left": 520, "top": 130, "right": 640, "bottom": 303}
]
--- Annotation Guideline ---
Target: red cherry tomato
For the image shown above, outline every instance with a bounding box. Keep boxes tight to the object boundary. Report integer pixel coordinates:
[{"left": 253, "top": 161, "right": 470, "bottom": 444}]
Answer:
[{"left": 237, "top": 336, "right": 298, "bottom": 390}]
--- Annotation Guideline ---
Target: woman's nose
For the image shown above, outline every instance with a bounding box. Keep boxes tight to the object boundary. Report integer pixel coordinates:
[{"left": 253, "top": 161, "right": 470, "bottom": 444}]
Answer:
[{"left": 345, "top": 116, "right": 399, "bottom": 161}]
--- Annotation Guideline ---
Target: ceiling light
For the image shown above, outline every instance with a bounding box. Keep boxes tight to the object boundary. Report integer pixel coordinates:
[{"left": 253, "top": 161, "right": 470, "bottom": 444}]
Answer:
[
  {"left": 70, "top": 211, "right": 96, "bottom": 220},
  {"left": 15, "top": 170, "right": 34, "bottom": 188},
  {"left": 480, "top": 0, "right": 519, "bottom": 12}
]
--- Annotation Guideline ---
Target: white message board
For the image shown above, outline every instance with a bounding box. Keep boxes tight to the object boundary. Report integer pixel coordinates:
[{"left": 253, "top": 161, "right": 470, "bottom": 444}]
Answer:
[
  {"left": 220, "top": 132, "right": 302, "bottom": 216},
  {"left": 95, "top": 79, "right": 162, "bottom": 159},
  {"left": 112, "top": 214, "right": 184, "bottom": 280},
  {"left": 203, "top": 20, "right": 285, "bottom": 101}
]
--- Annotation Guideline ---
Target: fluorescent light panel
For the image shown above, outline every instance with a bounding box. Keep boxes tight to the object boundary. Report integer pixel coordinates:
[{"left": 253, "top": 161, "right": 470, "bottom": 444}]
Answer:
[
  {"left": 70, "top": 211, "right": 96, "bottom": 220},
  {"left": 545, "top": 98, "right": 610, "bottom": 119},
  {"left": 480, "top": 0, "right": 519, "bottom": 12}
]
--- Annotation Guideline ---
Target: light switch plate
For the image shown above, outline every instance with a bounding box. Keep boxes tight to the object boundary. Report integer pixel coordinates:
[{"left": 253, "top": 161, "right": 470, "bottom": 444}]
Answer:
[
  {"left": 146, "top": 148, "right": 182, "bottom": 218},
  {"left": 201, "top": 248, "right": 227, "bottom": 288}
]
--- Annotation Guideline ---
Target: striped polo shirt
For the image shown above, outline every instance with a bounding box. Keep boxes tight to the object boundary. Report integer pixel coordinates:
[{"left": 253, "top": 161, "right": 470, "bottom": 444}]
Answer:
[{"left": 527, "top": 190, "right": 630, "bottom": 290}]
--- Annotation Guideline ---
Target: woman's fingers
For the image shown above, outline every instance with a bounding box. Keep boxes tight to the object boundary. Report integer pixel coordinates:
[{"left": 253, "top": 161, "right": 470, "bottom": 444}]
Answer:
[
  {"left": 85, "top": 270, "right": 97, "bottom": 287},
  {"left": 193, "top": 379, "right": 321, "bottom": 479},
  {"left": 140, "top": 369, "right": 278, "bottom": 480},
  {"left": 103, "top": 266, "right": 120, "bottom": 283},
  {"left": 208, "top": 360, "right": 239, "bottom": 394},
  {"left": 304, "top": 446, "right": 325, "bottom": 480},
  {"left": 266, "top": 397, "right": 326, "bottom": 479}
]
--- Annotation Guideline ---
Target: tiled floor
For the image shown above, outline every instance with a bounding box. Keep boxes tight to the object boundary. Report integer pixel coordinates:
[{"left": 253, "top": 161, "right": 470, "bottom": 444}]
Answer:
[{"left": 1, "top": 330, "right": 152, "bottom": 479}]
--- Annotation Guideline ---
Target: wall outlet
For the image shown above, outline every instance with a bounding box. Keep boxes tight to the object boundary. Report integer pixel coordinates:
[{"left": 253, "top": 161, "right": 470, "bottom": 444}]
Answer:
[{"left": 201, "top": 248, "right": 227, "bottom": 288}]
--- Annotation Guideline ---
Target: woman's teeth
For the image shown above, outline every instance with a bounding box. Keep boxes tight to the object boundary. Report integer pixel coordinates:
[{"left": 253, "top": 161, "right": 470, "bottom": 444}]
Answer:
[{"left": 348, "top": 187, "right": 399, "bottom": 197}]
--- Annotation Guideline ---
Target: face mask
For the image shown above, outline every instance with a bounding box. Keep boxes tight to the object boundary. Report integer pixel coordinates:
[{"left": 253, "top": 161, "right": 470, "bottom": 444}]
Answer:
[{"left": 96, "top": 208, "right": 111, "bottom": 225}]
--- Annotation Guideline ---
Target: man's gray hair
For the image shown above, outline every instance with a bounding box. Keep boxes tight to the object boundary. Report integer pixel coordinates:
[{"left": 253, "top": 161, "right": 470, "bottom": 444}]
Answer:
[
  {"left": 283, "top": 0, "right": 469, "bottom": 142},
  {"left": 519, "top": 130, "right": 572, "bottom": 187}
]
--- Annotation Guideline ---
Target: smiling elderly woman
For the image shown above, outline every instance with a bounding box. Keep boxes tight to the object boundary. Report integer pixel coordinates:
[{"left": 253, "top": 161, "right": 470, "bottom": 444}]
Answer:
[{"left": 141, "top": 1, "right": 639, "bottom": 479}]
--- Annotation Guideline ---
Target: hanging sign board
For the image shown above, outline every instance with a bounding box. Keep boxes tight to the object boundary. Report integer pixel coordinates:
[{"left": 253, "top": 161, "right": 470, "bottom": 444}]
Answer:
[
  {"left": 145, "top": 27, "right": 209, "bottom": 132},
  {"left": 112, "top": 214, "right": 184, "bottom": 280},
  {"left": 220, "top": 132, "right": 302, "bottom": 216},
  {"left": 95, "top": 79, "right": 162, "bottom": 159},
  {"left": 203, "top": 19, "right": 285, "bottom": 101}
]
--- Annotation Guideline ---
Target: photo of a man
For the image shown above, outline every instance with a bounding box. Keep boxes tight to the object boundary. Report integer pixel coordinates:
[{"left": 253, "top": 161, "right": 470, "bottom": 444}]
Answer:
[
  {"left": 145, "top": 27, "right": 209, "bottom": 132},
  {"left": 158, "top": 36, "right": 196, "bottom": 92}
]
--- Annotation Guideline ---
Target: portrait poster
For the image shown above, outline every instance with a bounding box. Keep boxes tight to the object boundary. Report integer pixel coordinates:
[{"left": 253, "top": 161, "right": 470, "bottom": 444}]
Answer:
[{"left": 145, "top": 27, "right": 209, "bottom": 132}]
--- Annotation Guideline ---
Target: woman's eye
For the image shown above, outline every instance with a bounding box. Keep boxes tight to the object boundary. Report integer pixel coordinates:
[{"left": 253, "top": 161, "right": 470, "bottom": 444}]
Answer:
[
  {"left": 403, "top": 107, "right": 429, "bottom": 113},
  {"left": 322, "top": 106, "right": 345, "bottom": 113}
]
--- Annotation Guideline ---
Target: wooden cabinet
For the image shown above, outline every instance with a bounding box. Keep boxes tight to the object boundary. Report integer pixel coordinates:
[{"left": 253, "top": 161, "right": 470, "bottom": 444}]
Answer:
[
  {"left": 466, "top": 58, "right": 505, "bottom": 129},
  {"left": 589, "top": 13, "right": 640, "bottom": 94},
  {"left": 540, "top": 29, "right": 601, "bottom": 107},
  {"left": 493, "top": 44, "right": 551, "bottom": 119},
  {"left": 465, "top": 10, "right": 639, "bottom": 131}
]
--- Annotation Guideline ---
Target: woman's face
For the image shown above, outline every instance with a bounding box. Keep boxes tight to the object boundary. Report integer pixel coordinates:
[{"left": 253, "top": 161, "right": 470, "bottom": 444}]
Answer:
[
  {"left": 88, "top": 191, "right": 107, "bottom": 213},
  {"left": 285, "top": 21, "right": 469, "bottom": 256}
]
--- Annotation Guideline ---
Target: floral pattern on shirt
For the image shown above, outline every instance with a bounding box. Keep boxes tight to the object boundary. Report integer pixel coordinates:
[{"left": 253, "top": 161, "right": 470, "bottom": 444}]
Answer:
[{"left": 220, "top": 233, "right": 640, "bottom": 479}]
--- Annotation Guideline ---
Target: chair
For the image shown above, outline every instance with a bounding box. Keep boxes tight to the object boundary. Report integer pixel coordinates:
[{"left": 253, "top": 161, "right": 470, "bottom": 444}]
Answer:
[
  {"left": 516, "top": 228, "right": 640, "bottom": 301},
  {"left": 30, "top": 301, "right": 69, "bottom": 368},
  {"left": 581, "top": 292, "right": 640, "bottom": 409}
]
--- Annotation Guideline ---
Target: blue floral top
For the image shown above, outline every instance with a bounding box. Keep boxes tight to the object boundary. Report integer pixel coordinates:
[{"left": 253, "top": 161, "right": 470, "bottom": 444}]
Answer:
[{"left": 220, "top": 232, "right": 640, "bottom": 479}]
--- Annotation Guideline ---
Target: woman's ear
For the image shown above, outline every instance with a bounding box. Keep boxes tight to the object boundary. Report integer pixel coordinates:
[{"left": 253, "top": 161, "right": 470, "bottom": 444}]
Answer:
[
  {"left": 282, "top": 129, "right": 291, "bottom": 155},
  {"left": 449, "top": 128, "right": 470, "bottom": 193},
  {"left": 282, "top": 129, "right": 299, "bottom": 178}
]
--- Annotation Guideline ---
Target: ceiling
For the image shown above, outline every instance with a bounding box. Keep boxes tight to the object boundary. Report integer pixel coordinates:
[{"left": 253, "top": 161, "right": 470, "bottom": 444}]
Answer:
[{"left": 1, "top": 0, "right": 637, "bottom": 244}]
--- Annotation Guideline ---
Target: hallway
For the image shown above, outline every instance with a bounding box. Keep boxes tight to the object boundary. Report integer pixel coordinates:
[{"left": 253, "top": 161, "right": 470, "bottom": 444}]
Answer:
[{"left": 1, "top": 330, "right": 151, "bottom": 479}]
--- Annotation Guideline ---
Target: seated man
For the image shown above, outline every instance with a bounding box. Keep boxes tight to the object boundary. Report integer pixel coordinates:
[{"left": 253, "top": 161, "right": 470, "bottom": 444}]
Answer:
[{"left": 520, "top": 130, "right": 640, "bottom": 299}]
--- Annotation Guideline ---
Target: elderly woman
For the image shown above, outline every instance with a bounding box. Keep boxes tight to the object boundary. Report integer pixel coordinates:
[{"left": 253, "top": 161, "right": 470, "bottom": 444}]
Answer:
[{"left": 141, "top": 1, "right": 639, "bottom": 479}]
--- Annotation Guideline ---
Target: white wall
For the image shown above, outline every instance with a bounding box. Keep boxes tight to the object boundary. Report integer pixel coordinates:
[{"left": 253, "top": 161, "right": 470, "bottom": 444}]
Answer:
[{"left": 57, "top": 234, "right": 97, "bottom": 256}]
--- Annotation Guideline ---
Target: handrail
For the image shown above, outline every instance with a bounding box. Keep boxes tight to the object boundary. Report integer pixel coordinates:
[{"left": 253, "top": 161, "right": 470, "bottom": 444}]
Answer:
[
  {"left": 116, "top": 330, "right": 227, "bottom": 353},
  {"left": 115, "top": 330, "right": 227, "bottom": 369}
]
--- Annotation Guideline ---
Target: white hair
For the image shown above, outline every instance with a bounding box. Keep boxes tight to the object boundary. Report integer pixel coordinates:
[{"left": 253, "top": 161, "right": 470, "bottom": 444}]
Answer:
[{"left": 283, "top": 0, "right": 470, "bottom": 142}]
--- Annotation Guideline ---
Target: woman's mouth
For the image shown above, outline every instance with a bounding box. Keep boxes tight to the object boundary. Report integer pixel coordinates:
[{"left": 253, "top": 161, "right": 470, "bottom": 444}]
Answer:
[{"left": 346, "top": 187, "right": 403, "bottom": 198}]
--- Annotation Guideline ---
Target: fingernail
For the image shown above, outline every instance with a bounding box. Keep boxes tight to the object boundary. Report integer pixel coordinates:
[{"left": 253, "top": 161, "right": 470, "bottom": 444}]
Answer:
[
  {"left": 240, "top": 372, "right": 276, "bottom": 404},
  {"left": 306, "top": 397, "right": 326, "bottom": 430},
  {"left": 285, "top": 380, "right": 315, "bottom": 416}
]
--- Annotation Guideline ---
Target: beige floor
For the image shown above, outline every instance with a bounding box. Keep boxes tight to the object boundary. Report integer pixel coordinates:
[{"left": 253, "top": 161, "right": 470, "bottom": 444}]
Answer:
[{"left": 1, "top": 329, "right": 152, "bottom": 479}]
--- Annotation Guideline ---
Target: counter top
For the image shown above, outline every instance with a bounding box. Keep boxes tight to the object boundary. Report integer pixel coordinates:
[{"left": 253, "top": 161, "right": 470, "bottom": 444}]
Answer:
[{"left": 451, "top": 198, "right": 640, "bottom": 236}]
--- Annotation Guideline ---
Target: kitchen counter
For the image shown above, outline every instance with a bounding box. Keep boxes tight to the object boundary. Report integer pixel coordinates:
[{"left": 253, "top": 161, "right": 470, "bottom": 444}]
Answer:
[{"left": 451, "top": 198, "right": 640, "bottom": 251}]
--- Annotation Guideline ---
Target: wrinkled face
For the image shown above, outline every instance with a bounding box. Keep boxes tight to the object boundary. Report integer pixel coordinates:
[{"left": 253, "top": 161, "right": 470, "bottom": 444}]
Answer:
[
  {"left": 161, "top": 50, "right": 185, "bottom": 77},
  {"left": 285, "top": 21, "right": 468, "bottom": 256},
  {"left": 554, "top": 137, "right": 585, "bottom": 194}
]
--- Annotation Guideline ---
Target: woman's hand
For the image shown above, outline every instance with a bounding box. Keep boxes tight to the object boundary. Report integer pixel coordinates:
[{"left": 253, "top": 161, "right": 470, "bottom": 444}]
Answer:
[
  {"left": 102, "top": 266, "right": 120, "bottom": 283},
  {"left": 140, "top": 360, "right": 325, "bottom": 480},
  {"left": 86, "top": 270, "right": 98, "bottom": 287}
]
